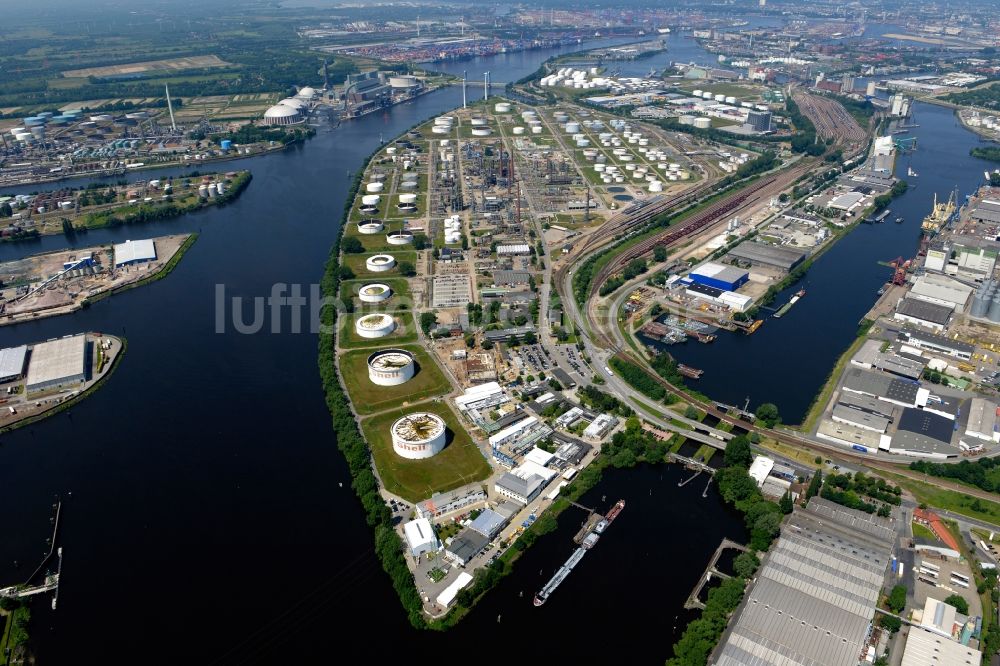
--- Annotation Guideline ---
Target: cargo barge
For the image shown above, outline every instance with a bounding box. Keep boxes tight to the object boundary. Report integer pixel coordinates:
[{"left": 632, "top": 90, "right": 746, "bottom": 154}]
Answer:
[
  {"left": 534, "top": 500, "right": 625, "bottom": 606},
  {"left": 773, "top": 289, "right": 805, "bottom": 318}
]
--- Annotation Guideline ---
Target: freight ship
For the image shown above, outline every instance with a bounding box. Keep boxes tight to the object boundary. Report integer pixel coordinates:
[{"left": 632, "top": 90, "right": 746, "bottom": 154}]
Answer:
[
  {"left": 920, "top": 191, "right": 956, "bottom": 236},
  {"left": 534, "top": 500, "right": 625, "bottom": 606}
]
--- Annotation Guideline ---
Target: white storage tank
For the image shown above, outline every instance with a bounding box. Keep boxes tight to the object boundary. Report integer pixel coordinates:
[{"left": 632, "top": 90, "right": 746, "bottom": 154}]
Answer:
[
  {"left": 358, "top": 220, "right": 384, "bottom": 234},
  {"left": 494, "top": 102, "right": 511, "bottom": 113},
  {"left": 368, "top": 349, "right": 415, "bottom": 386},
  {"left": 649, "top": 181, "right": 663, "bottom": 192},
  {"left": 532, "top": 126, "right": 542, "bottom": 134},
  {"left": 565, "top": 122, "right": 581, "bottom": 134},
  {"left": 358, "top": 283, "right": 392, "bottom": 303},
  {"left": 513, "top": 127, "right": 525, "bottom": 135},
  {"left": 470, "top": 117, "right": 488, "bottom": 127},
  {"left": 693, "top": 118, "right": 711, "bottom": 129},
  {"left": 391, "top": 412, "right": 447, "bottom": 459},
  {"left": 366, "top": 182, "right": 384, "bottom": 193},
  {"left": 725, "top": 96, "right": 737, "bottom": 104},
  {"left": 361, "top": 194, "right": 381, "bottom": 207},
  {"left": 387, "top": 231, "right": 414, "bottom": 245},
  {"left": 366, "top": 254, "right": 396, "bottom": 272},
  {"left": 471, "top": 128, "right": 492, "bottom": 136},
  {"left": 355, "top": 313, "right": 396, "bottom": 339},
  {"left": 399, "top": 193, "right": 417, "bottom": 204}
]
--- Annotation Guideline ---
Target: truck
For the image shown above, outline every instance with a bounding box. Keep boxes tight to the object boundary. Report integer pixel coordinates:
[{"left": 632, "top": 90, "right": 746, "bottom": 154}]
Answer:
[{"left": 604, "top": 366, "right": 614, "bottom": 377}]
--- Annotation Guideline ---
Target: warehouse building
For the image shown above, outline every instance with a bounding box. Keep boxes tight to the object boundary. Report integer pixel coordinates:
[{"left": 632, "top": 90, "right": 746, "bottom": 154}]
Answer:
[
  {"left": 583, "top": 413, "right": 618, "bottom": 440},
  {"left": 841, "top": 367, "right": 921, "bottom": 407},
  {"left": 495, "top": 470, "right": 547, "bottom": 505},
  {"left": 817, "top": 418, "right": 883, "bottom": 452},
  {"left": 0, "top": 345, "right": 28, "bottom": 383},
  {"left": 492, "top": 270, "right": 531, "bottom": 288},
  {"left": 113, "top": 238, "right": 157, "bottom": 267},
  {"left": 900, "top": 625, "right": 982, "bottom": 666},
  {"left": 415, "top": 483, "right": 486, "bottom": 520},
  {"left": 684, "top": 282, "right": 754, "bottom": 312},
  {"left": 964, "top": 397, "right": 998, "bottom": 443},
  {"left": 967, "top": 198, "right": 1000, "bottom": 225},
  {"left": 893, "top": 297, "right": 953, "bottom": 332},
  {"left": 726, "top": 242, "right": 807, "bottom": 272},
  {"left": 402, "top": 518, "right": 440, "bottom": 558},
  {"left": 832, "top": 403, "right": 890, "bottom": 433},
  {"left": 850, "top": 338, "right": 884, "bottom": 369},
  {"left": 891, "top": 407, "right": 958, "bottom": 458},
  {"left": 908, "top": 274, "right": 974, "bottom": 310},
  {"left": 467, "top": 508, "right": 507, "bottom": 539},
  {"left": 444, "top": 529, "right": 489, "bottom": 567},
  {"left": 688, "top": 262, "right": 749, "bottom": 291},
  {"left": 871, "top": 353, "right": 925, "bottom": 381},
  {"left": 898, "top": 330, "right": 973, "bottom": 361},
  {"left": 25, "top": 334, "right": 88, "bottom": 393},
  {"left": 715, "top": 498, "right": 896, "bottom": 666},
  {"left": 838, "top": 392, "right": 895, "bottom": 419}
]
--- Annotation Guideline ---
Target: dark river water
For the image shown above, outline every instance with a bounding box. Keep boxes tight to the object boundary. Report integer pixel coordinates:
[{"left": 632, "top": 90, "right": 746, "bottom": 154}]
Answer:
[
  {"left": 0, "top": 37, "right": 756, "bottom": 665},
  {"left": 667, "top": 101, "right": 997, "bottom": 423}
]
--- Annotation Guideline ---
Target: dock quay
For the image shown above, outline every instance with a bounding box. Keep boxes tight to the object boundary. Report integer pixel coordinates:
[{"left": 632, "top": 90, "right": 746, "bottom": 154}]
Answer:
[
  {"left": 684, "top": 538, "right": 749, "bottom": 610},
  {"left": 667, "top": 452, "right": 717, "bottom": 475},
  {"left": 574, "top": 513, "right": 602, "bottom": 545},
  {"left": 1, "top": 500, "right": 63, "bottom": 603}
]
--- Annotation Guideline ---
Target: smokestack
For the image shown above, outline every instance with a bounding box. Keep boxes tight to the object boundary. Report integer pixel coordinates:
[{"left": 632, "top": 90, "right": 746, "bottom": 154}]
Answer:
[{"left": 165, "top": 83, "right": 177, "bottom": 132}]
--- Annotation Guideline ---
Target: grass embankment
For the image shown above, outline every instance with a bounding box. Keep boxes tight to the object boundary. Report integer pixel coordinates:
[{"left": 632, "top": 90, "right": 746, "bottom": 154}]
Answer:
[
  {"left": 794, "top": 334, "right": 868, "bottom": 432},
  {"left": 340, "top": 345, "right": 451, "bottom": 415},
  {"left": 359, "top": 401, "right": 491, "bottom": 503},
  {"left": 0, "top": 336, "right": 126, "bottom": 435}
]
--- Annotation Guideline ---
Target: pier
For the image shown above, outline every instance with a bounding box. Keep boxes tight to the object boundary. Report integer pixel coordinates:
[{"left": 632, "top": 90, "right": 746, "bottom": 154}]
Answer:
[
  {"left": 667, "top": 452, "right": 717, "bottom": 475},
  {"left": 684, "top": 538, "right": 748, "bottom": 610}
]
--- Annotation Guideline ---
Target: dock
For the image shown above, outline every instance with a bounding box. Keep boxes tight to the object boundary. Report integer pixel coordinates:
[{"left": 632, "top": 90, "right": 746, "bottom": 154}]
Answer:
[
  {"left": 684, "top": 538, "right": 748, "bottom": 610},
  {"left": 0, "top": 500, "right": 63, "bottom": 603},
  {"left": 668, "top": 452, "right": 717, "bottom": 475}
]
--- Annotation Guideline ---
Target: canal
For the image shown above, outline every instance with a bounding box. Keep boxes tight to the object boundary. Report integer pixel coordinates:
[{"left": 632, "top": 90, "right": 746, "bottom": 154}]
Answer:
[
  {"left": 667, "top": 100, "right": 998, "bottom": 424},
  {"left": 0, "top": 37, "right": 753, "bottom": 664}
]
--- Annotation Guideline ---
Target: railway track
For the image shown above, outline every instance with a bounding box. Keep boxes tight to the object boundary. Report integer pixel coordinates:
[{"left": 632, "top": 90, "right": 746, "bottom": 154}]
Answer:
[{"left": 793, "top": 91, "right": 866, "bottom": 146}]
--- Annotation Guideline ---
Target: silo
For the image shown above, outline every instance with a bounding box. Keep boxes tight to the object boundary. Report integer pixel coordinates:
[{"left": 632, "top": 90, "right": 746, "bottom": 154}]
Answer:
[
  {"left": 988, "top": 294, "right": 1000, "bottom": 322},
  {"left": 972, "top": 291, "right": 990, "bottom": 318}
]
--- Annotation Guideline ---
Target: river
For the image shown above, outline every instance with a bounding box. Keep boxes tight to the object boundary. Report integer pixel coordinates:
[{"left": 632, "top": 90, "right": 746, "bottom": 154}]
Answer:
[
  {"left": 0, "top": 37, "right": 757, "bottom": 665},
  {"left": 665, "top": 100, "right": 998, "bottom": 424}
]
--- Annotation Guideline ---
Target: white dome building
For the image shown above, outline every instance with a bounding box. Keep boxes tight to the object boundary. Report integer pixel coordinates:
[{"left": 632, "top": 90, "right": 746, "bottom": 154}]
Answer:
[
  {"left": 355, "top": 313, "right": 395, "bottom": 339},
  {"left": 367, "top": 349, "right": 415, "bottom": 386},
  {"left": 391, "top": 412, "right": 447, "bottom": 459},
  {"left": 358, "top": 283, "right": 392, "bottom": 303},
  {"left": 366, "top": 254, "right": 395, "bottom": 272},
  {"left": 278, "top": 97, "right": 307, "bottom": 110},
  {"left": 262, "top": 103, "right": 302, "bottom": 126},
  {"left": 296, "top": 86, "right": 317, "bottom": 99}
]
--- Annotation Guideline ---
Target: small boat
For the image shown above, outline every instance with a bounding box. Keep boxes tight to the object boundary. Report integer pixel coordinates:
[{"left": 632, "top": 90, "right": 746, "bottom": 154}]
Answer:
[
  {"left": 895, "top": 217, "right": 904, "bottom": 224},
  {"left": 677, "top": 364, "right": 703, "bottom": 379},
  {"left": 907, "top": 167, "right": 918, "bottom": 177}
]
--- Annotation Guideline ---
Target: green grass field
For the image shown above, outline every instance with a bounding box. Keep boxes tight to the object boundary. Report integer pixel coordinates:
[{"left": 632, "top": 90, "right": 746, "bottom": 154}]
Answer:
[
  {"left": 338, "top": 311, "right": 418, "bottom": 348},
  {"left": 912, "top": 522, "right": 938, "bottom": 542},
  {"left": 339, "top": 278, "right": 412, "bottom": 310},
  {"left": 341, "top": 251, "right": 416, "bottom": 279},
  {"left": 339, "top": 345, "right": 452, "bottom": 415},
  {"left": 883, "top": 471, "right": 1000, "bottom": 526},
  {"left": 360, "top": 401, "right": 491, "bottom": 502}
]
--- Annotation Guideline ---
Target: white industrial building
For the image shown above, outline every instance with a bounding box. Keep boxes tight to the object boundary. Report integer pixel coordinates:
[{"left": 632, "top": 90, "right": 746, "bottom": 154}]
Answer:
[
  {"left": 262, "top": 101, "right": 304, "bottom": 126},
  {"left": 964, "top": 397, "right": 999, "bottom": 442},
  {"left": 25, "top": 334, "right": 87, "bottom": 393},
  {"left": 0, "top": 345, "right": 28, "bottom": 383},
  {"left": 436, "top": 572, "right": 473, "bottom": 608},
  {"left": 495, "top": 461, "right": 557, "bottom": 504},
  {"left": 901, "top": 626, "right": 982, "bottom": 666},
  {"left": 583, "top": 413, "right": 618, "bottom": 439},
  {"left": 748, "top": 455, "right": 774, "bottom": 487},
  {"left": 908, "top": 274, "right": 974, "bottom": 310},
  {"left": 402, "top": 518, "right": 440, "bottom": 557},
  {"left": 113, "top": 239, "right": 157, "bottom": 267}
]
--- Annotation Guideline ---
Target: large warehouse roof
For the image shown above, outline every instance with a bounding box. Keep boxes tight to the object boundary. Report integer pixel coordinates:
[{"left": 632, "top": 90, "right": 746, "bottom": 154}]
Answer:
[
  {"left": 0, "top": 345, "right": 27, "bottom": 379},
  {"left": 895, "top": 297, "right": 953, "bottom": 326},
  {"left": 727, "top": 242, "right": 806, "bottom": 271},
  {"left": 114, "top": 239, "right": 156, "bottom": 266},
  {"left": 691, "top": 261, "right": 748, "bottom": 284},
  {"left": 26, "top": 334, "right": 86, "bottom": 390},
  {"left": 909, "top": 274, "right": 974, "bottom": 308},
  {"left": 894, "top": 407, "right": 956, "bottom": 455},
  {"left": 715, "top": 498, "right": 895, "bottom": 666},
  {"left": 842, "top": 367, "right": 919, "bottom": 405}
]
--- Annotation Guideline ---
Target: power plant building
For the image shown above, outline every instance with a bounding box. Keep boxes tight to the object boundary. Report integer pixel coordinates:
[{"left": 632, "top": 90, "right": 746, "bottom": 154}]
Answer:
[{"left": 26, "top": 334, "right": 88, "bottom": 393}]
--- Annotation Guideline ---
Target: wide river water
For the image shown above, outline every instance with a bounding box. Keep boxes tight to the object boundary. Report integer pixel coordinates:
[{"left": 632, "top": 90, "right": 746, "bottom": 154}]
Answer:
[{"left": 0, "top": 26, "right": 969, "bottom": 663}]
